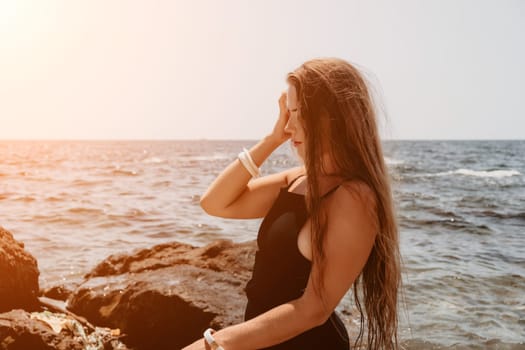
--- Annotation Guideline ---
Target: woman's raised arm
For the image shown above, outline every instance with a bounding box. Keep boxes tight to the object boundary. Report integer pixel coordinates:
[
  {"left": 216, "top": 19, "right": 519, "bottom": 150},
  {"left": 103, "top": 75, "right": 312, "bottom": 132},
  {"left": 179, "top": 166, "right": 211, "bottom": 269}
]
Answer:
[
  {"left": 200, "top": 93, "right": 298, "bottom": 219},
  {"left": 200, "top": 135, "right": 298, "bottom": 219}
]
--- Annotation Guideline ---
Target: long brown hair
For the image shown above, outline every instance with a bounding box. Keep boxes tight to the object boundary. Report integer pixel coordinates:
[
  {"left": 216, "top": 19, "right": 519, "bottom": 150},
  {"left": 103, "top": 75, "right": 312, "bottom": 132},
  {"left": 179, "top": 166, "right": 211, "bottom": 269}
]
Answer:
[{"left": 287, "top": 58, "right": 401, "bottom": 349}]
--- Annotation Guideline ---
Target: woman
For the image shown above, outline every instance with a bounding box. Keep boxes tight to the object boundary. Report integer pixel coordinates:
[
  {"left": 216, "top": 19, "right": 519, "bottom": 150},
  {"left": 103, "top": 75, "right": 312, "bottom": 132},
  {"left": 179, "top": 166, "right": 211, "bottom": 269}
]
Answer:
[{"left": 183, "top": 58, "right": 401, "bottom": 350}]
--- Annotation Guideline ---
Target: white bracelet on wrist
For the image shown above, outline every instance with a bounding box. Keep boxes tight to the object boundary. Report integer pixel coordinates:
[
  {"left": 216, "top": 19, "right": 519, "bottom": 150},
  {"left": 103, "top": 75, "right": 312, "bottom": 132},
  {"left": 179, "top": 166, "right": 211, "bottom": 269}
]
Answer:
[
  {"left": 238, "top": 151, "right": 257, "bottom": 177},
  {"left": 237, "top": 148, "right": 260, "bottom": 178},
  {"left": 242, "top": 147, "right": 259, "bottom": 173},
  {"left": 203, "top": 328, "right": 225, "bottom": 350}
]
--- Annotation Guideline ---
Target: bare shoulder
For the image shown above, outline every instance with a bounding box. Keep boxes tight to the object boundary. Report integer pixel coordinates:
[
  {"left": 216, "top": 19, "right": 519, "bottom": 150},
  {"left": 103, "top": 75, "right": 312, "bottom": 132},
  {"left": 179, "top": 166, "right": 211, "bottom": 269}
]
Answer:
[
  {"left": 338, "top": 180, "right": 377, "bottom": 207},
  {"left": 319, "top": 180, "right": 379, "bottom": 255},
  {"left": 326, "top": 180, "right": 378, "bottom": 226}
]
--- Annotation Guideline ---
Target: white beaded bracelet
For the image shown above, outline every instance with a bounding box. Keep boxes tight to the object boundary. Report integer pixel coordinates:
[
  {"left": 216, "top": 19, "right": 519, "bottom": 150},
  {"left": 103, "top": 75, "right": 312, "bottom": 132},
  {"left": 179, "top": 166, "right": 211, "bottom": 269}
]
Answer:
[
  {"left": 203, "top": 328, "right": 225, "bottom": 350},
  {"left": 238, "top": 149, "right": 259, "bottom": 178},
  {"left": 242, "top": 147, "right": 259, "bottom": 173},
  {"left": 237, "top": 151, "right": 256, "bottom": 177},
  {"left": 238, "top": 148, "right": 260, "bottom": 178}
]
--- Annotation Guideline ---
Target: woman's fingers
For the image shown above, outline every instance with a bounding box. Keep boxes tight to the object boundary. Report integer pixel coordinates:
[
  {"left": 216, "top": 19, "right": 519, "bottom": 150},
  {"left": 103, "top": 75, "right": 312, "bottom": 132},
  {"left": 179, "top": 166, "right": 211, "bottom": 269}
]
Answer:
[
  {"left": 277, "top": 93, "right": 291, "bottom": 138},
  {"left": 268, "top": 91, "right": 291, "bottom": 145},
  {"left": 278, "top": 92, "right": 288, "bottom": 115}
]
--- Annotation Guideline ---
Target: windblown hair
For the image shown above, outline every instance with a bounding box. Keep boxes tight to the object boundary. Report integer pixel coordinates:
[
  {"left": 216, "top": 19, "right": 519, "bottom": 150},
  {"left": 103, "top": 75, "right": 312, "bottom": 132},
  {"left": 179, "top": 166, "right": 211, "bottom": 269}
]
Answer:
[{"left": 287, "top": 58, "right": 401, "bottom": 349}]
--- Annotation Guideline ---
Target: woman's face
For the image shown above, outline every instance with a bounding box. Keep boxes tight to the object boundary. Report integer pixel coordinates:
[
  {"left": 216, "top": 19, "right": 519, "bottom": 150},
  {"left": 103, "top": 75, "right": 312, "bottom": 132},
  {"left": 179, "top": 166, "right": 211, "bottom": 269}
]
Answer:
[
  {"left": 285, "top": 84, "right": 306, "bottom": 160},
  {"left": 285, "top": 84, "right": 338, "bottom": 174}
]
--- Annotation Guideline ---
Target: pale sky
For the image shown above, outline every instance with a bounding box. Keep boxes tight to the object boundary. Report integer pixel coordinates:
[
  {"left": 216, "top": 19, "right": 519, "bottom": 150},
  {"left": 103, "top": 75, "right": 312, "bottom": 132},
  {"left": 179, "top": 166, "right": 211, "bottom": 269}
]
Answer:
[{"left": 1, "top": 0, "right": 524, "bottom": 140}]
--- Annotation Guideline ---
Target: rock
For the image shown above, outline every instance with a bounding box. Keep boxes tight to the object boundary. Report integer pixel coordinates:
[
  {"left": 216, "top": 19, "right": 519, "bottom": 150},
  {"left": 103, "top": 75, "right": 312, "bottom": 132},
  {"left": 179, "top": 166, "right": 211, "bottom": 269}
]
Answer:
[
  {"left": 40, "top": 285, "right": 76, "bottom": 302},
  {"left": 0, "top": 309, "right": 129, "bottom": 350},
  {"left": 67, "top": 239, "right": 257, "bottom": 350},
  {"left": 0, "top": 227, "right": 40, "bottom": 312},
  {"left": 85, "top": 239, "right": 255, "bottom": 280}
]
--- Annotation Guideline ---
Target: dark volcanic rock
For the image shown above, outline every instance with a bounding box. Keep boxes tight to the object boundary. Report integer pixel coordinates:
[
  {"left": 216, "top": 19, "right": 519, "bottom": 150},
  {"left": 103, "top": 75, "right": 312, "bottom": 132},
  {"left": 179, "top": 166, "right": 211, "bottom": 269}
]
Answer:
[
  {"left": 0, "top": 227, "right": 40, "bottom": 312},
  {"left": 68, "top": 239, "right": 257, "bottom": 350},
  {"left": 0, "top": 309, "right": 128, "bottom": 350}
]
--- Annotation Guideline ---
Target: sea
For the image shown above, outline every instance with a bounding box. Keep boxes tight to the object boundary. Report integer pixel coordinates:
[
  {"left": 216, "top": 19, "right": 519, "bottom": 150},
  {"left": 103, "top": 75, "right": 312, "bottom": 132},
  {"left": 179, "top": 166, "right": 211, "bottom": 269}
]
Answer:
[{"left": 0, "top": 140, "right": 523, "bottom": 349}]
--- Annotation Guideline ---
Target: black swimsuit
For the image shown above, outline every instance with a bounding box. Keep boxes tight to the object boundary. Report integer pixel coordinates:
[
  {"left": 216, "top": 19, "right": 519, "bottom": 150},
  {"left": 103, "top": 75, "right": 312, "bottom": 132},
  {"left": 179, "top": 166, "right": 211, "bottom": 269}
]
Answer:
[{"left": 244, "top": 175, "right": 350, "bottom": 349}]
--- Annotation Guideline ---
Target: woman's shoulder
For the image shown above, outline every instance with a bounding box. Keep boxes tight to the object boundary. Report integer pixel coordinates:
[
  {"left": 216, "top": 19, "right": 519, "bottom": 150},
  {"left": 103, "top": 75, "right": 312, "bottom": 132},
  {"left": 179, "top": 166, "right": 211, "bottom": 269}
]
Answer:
[
  {"left": 333, "top": 179, "right": 377, "bottom": 210},
  {"left": 325, "top": 179, "right": 379, "bottom": 235}
]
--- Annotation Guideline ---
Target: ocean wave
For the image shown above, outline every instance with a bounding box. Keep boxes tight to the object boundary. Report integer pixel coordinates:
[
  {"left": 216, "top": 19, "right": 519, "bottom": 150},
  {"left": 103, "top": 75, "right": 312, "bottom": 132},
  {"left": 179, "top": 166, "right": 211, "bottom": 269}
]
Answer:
[
  {"left": 178, "top": 154, "right": 231, "bottom": 161},
  {"left": 146, "top": 231, "right": 173, "bottom": 239},
  {"left": 13, "top": 195, "right": 37, "bottom": 202},
  {"left": 13, "top": 172, "right": 55, "bottom": 182},
  {"left": 471, "top": 210, "right": 525, "bottom": 221},
  {"left": 152, "top": 180, "right": 172, "bottom": 188},
  {"left": 399, "top": 217, "right": 493, "bottom": 235},
  {"left": 429, "top": 169, "right": 521, "bottom": 178},
  {"left": 107, "top": 208, "right": 151, "bottom": 221},
  {"left": 45, "top": 196, "right": 65, "bottom": 202},
  {"left": 67, "top": 207, "right": 105, "bottom": 216},
  {"left": 111, "top": 169, "right": 140, "bottom": 176},
  {"left": 400, "top": 338, "right": 525, "bottom": 350},
  {"left": 71, "top": 179, "right": 112, "bottom": 187},
  {"left": 384, "top": 157, "right": 404, "bottom": 165},
  {"left": 143, "top": 157, "right": 165, "bottom": 164},
  {"left": 31, "top": 215, "right": 84, "bottom": 225}
]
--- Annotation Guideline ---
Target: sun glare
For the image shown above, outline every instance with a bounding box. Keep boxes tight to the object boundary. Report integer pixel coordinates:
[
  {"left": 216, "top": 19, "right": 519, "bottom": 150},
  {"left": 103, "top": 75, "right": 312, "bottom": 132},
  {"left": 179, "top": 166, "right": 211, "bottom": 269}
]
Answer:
[
  {"left": 0, "top": 1, "right": 19, "bottom": 32},
  {"left": 0, "top": 1, "right": 32, "bottom": 51},
  {"left": 0, "top": 1, "right": 56, "bottom": 49}
]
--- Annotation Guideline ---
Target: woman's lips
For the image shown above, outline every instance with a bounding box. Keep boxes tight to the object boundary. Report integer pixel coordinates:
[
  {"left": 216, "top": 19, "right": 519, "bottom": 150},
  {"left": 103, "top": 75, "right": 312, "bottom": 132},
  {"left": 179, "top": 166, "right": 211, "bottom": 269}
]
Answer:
[{"left": 293, "top": 141, "right": 302, "bottom": 147}]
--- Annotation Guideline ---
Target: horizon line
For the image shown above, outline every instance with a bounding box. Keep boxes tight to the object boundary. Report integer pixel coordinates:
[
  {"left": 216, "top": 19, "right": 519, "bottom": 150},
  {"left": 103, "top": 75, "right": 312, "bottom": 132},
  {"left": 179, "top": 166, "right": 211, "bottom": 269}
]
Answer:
[{"left": 0, "top": 138, "right": 523, "bottom": 142}]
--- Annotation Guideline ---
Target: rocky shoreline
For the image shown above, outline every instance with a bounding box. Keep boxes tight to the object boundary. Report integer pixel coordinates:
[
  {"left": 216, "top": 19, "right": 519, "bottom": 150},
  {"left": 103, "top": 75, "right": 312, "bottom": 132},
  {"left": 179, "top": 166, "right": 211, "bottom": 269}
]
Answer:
[{"left": 0, "top": 226, "right": 259, "bottom": 349}]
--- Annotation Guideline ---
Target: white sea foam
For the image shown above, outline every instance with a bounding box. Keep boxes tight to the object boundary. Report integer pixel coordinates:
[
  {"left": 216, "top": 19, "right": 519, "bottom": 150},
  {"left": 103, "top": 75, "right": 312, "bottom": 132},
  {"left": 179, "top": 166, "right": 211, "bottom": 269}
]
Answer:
[
  {"left": 437, "top": 169, "right": 521, "bottom": 178},
  {"left": 385, "top": 157, "right": 404, "bottom": 165},
  {"left": 180, "top": 154, "right": 231, "bottom": 161}
]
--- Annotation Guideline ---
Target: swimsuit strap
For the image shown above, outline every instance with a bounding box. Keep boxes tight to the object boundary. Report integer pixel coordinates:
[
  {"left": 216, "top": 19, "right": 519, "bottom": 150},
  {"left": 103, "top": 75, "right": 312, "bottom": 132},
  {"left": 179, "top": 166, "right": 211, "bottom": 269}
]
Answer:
[
  {"left": 321, "top": 181, "right": 345, "bottom": 198},
  {"left": 286, "top": 174, "right": 306, "bottom": 190},
  {"left": 287, "top": 174, "right": 350, "bottom": 198}
]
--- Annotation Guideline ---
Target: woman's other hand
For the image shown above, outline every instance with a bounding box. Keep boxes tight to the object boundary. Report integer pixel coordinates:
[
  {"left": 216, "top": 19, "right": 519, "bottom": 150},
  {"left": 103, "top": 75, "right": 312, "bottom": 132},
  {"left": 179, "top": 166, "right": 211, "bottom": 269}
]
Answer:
[{"left": 268, "top": 92, "right": 291, "bottom": 145}]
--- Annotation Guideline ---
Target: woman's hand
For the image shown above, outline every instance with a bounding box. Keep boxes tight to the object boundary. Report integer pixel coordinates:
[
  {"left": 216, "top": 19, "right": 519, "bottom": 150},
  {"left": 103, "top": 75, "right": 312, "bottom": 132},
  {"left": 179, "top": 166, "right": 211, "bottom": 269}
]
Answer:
[
  {"left": 268, "top": 92, "right": 291, "bottom": 146},
  {"left": 181, "top": 337, "right": 210, "bottom": 350}
]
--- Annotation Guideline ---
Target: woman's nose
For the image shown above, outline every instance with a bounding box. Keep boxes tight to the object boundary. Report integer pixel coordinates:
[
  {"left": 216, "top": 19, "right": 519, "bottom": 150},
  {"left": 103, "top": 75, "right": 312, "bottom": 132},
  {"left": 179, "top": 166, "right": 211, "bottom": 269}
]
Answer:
[{"left": 284, "top": 113, "right": 294, "bottom": 134}]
